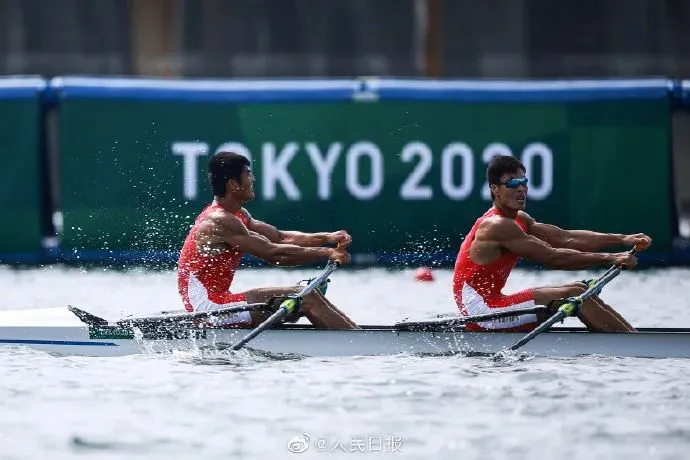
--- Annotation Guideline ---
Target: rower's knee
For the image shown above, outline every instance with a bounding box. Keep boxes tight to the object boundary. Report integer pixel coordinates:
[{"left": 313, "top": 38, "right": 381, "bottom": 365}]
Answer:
[
  {"left": 544, "top": 284, "right": 587, "bottom": 314},
  {"left": 567, "top": 284, "right": 586, "bottom": 296},
  {"left": 299, "top": 292, "right": 324, "bottom": 312}
]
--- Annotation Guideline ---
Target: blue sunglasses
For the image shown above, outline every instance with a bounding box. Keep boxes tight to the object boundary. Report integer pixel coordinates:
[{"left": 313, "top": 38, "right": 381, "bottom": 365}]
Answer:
[{"left": 499, "top": 177, "right": 529, "bottom": 188}]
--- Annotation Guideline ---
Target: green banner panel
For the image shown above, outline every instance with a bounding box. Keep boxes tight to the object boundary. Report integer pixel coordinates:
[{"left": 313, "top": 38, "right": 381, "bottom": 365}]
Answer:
[
  {"left": 51, "top": 77, "right": 673, "bottom": 263},
  {"left": 0, "top": 77, "right": 46, "bottom": 259}
]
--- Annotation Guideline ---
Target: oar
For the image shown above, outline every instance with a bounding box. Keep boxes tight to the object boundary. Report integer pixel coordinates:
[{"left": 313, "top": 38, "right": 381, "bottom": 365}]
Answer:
[
  {"left": 117, "top": 303, "right": 271, "bottom": 328},
  {"left": 229, "top": 261, "right": 340, "bottom": 351},
  {"left": 395, "top": 306, "right": 549, "bottom": 331},
  {"left": 492, "top": 249, "right": 637, "bottom": 360}
]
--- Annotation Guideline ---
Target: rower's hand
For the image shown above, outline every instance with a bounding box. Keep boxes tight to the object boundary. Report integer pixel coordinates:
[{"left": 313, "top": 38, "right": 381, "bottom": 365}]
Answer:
[
  {"left": 611, "top": 251, "right": 638, "bottom": 269},
  {"left": 328, "top": 246, "right": 351, "bottom": 265},
  {"left": 328, "top": 230, "right": 352, "bottom": 248},
  {"left": 622, "top": 233, "right": 652, "bottom": 252}
]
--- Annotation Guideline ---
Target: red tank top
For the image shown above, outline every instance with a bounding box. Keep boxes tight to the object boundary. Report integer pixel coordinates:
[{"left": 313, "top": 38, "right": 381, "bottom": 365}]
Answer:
[
  {"left": 453, "top": 207, "right": 528, "bottom": 302},
  {"left": 177, "top": 203, "right": 247, "bottom": 311}
]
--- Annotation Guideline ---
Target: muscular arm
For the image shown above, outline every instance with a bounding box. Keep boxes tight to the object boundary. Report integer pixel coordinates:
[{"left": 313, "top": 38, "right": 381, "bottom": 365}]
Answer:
[
  {"left": 244, "top": 209, "right": 333, "bottom": 246},
  {"left": 520, "top": 212, "right": 624, "bottom": 251},
  {"left": 205, "top": 213, "right": 333, "bottom": 266},
  {"left": 483, "top": 218, "right": 616, "bottom": 270}
]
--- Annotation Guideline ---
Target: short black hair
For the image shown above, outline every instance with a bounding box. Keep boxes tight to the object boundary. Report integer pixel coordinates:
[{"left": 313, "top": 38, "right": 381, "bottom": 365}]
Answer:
[
  {"left": 487, "top": 155, "right": 526, "bottom": 200},
  {"left": 208, "top": 151, "right": 250, "bottom": 197}
]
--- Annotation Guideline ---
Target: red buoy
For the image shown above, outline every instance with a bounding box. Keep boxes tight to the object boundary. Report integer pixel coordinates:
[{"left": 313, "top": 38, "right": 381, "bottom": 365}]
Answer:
[{"left": 414, "top": 266, "right": 434, "bottom": 282}]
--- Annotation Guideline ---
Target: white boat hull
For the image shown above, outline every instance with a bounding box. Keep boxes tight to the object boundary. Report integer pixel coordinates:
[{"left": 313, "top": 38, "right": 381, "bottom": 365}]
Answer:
[{"left": 0, "top": 307, "right": 689, "bottom": 359}]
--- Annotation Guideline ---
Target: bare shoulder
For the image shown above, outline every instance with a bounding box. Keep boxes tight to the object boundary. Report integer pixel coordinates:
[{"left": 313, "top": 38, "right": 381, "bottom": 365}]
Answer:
[
  {"left": 239, "top": 207, "right": 252, "bottom": 221},
  {"left": 517, "top": 210, "right": 536, "bottom": 226},
  {"left": 477, "top": 215, "right": 526, "bottom": 241},
  {"left": 202, "top": 209, "right": 248, "bottom": 235}
]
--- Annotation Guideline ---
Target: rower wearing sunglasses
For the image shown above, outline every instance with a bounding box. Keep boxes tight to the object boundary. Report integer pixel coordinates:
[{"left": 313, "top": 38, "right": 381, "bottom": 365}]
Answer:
[{"left": 452, "top": 155, "right": 651, "bottom": 333}]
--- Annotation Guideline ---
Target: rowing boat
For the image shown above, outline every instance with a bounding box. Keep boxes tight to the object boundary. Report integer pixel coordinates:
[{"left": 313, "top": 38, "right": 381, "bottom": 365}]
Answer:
[{"left": 0, "top": 306, "right": 688, "bottom": 359}]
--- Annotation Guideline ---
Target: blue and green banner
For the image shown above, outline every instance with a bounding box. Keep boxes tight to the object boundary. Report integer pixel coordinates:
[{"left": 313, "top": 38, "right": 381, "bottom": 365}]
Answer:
[{"left": 47, "top": 76, "right": 674, "bottom": 264}]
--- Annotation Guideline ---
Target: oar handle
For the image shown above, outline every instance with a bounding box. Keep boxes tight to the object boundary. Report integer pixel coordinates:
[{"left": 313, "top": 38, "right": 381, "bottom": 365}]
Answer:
[
  {"left": 594, "top": 247, "right": 638, "bottom": 280},
  {"left": 612, "top": 247, "right": 638, "bottom": 272}
]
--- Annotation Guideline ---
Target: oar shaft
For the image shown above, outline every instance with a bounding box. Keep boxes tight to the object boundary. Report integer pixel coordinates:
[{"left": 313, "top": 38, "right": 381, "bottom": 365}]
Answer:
[
  {"left": 573, "top": 248, "right": 636, "bottom": 302},
  {"left": 579, "top": 266, "right": 622, "bottom": 299},
  {"left": 295, "top": 262, "right": 337, "bottom": 298},
  {"left": 506, "top": 310, "right": 566, "bottom": 351},
  {"left": 230, "top": 261, "right": 340, "bottom": 351},
  {"left": 230, "top": 307, "right": 288, "bottom": 351}
]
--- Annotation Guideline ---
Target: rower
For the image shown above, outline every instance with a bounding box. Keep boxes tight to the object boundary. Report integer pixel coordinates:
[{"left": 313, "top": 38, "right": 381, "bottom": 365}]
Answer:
[
  {"left": 177, "top": 151, "right": 358, "bottom": 330},
  {"left": 452, "top": 155, "right": 651, "bottom": 333}
]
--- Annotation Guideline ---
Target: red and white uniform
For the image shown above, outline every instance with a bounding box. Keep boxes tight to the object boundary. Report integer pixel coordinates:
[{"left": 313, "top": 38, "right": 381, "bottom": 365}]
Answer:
[
  {"left": 177, "top": 203, "right": 250, "bottom": 327},
  {"left": 453, "top": 207, "right": 538, "bottom": 332}
]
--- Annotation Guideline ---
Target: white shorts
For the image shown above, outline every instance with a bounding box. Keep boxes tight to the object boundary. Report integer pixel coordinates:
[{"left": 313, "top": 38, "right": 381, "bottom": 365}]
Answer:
[
  {"left": 193, "top": 298, "right": 252, "bottom": 327},
  {"left": 187, "top": 274, "right": 252, "bottom": 327},
  {"left": 459, "top": 282, "right": 538, "bottom": 331}
]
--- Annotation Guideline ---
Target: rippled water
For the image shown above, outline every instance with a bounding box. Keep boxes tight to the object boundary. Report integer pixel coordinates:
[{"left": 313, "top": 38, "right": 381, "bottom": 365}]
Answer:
[{"left": 1, "top": 265, "right": 690, "bottom": 459}]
